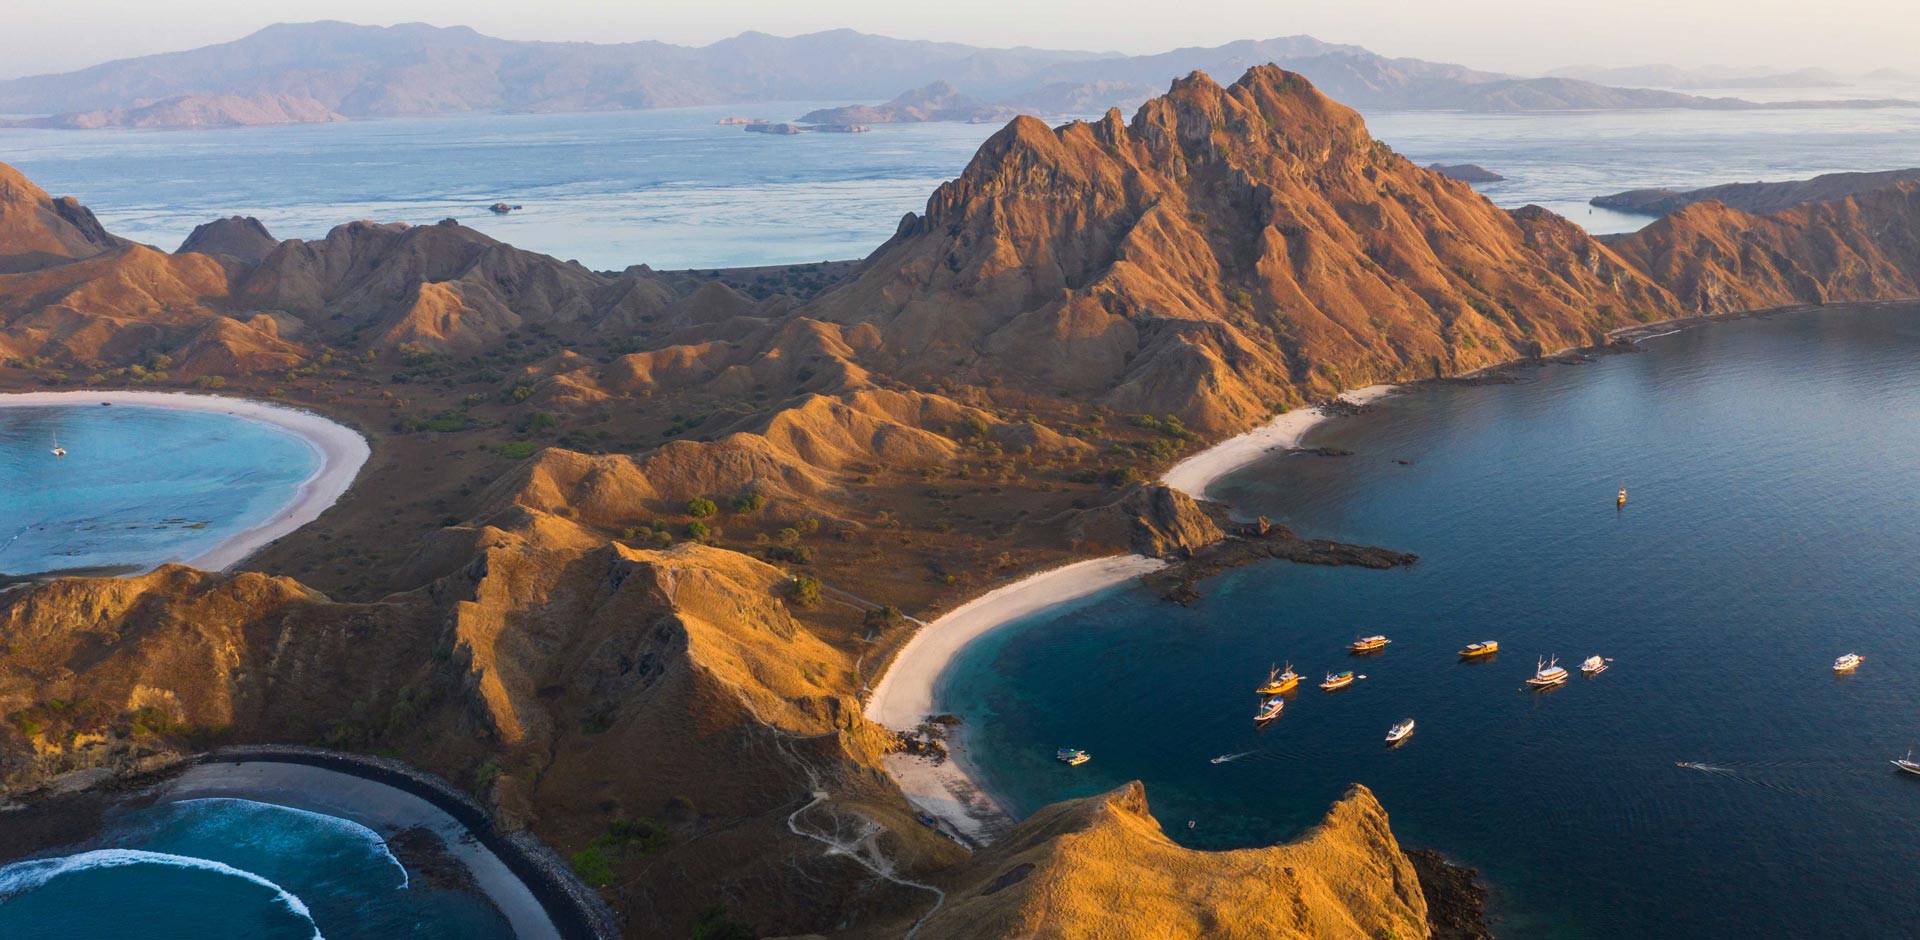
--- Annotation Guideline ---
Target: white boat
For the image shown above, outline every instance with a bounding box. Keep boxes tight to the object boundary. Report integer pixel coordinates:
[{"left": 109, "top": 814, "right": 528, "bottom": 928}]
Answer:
[
  {"left": 1894, "top": 749, "right": 1920, "bottom": 776},
  {"left": 1385, "top": 719, "right": 1415, "bottom": 744},
  {"left": 1834, "top": 653, "right": 1864, "bottom": 672},
  {"left": 1254, "top": 696, "right": 1285, "bottom": 723},
  {"left": 1319, "top": 671, "right": 1357, "bottom": 691},
  {"left": 1580, "top": 655, "right": 1609, "bottom": 675},
  {"left": 1525, "top": 656, "right": 1568, "bottom": 688},
  {"left": 50, "top": 430, "right": 65, "bottom": 457}
]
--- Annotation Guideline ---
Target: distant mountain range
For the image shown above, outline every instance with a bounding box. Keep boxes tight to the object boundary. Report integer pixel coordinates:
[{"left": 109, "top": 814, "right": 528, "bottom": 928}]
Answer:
[
  {"left": 1546, "top": 64, "right": 1853, "bottom": 90},
  {"left": 0, "top": 21, "right": 1912, "bottom": 130},
  {"left": 1592, "top": 167, "right": 1920, "bottom": 217}
]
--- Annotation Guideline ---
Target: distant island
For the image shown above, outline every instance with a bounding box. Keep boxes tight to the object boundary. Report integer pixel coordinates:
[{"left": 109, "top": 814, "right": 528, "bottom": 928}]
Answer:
[
  {"left": 797, "top": 80, "right": 1016, "bottom": 125},
  {"left": 5, "top": 93, "right": 346, "bottom": 130},
  {"left": 1592, "top": 167, "right": 1920, "bottom": 216},
  {"left": 1427, "top": 163, "right": 1505, "bottom": 183}
]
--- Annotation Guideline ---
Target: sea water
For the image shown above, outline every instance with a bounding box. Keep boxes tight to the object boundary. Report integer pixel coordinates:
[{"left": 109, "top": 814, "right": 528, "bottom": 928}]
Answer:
[
  {"left": 942, "top": 304, "right": 1920, "bottom": 939},
  {"left": 1, "top": 96, "right": 1917, "bottom": 270},
  {"left": 0, "top": 404, "right": 319, "bottom": 577},
  {"left": 0, "top": 798, "right": 510, "bottom": 939}
]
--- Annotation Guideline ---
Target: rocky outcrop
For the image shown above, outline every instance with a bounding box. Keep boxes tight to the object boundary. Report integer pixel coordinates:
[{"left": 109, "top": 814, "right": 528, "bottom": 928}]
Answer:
[
  {"left": 892, "top": 783, "right": 1427, "bottom": 940},
  {"left": 0, "top": 163, "right": 122, "bottom": 273},
  {"left": 1042, "top": 483, "right": 1225, "bottom": 557},
  {"left": 1428, "top": 163, "right": 1504, "bottom": 183},
  {"left": 1593, "top": 167, "right": 1920, "bottom": 217},
  {"left": 178, "top": 216, "right": 280, "bottom": 265}
]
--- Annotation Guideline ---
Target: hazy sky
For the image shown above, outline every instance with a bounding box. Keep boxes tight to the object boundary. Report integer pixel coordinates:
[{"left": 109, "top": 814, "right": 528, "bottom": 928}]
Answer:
[{"left": 7, "top": 0, "right": 1915, "bottom": 79}]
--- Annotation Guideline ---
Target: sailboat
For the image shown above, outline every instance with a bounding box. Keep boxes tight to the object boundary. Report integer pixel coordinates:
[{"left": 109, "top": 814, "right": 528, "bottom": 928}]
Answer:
[
  {"left": 1893, "top": 749, "right": 1920, "bottom": 776},
  {"left": 1526, "top": 656, "right": 1569, "bottom": 688},
  {"left": 1255, "top": 663, "right": 1300, "bottom": 696},
  {"left": 1254, "top": 697, "right": 1285, "bottom": 723},
  {"left": 50, "top": 430, "right": 66, "bottom": 457}
]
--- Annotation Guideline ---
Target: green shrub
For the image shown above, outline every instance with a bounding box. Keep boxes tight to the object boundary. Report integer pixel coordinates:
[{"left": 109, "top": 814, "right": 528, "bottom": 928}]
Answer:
[
  {"left": 497, "top": 441, "right": 538, "bottom": 459},
  {"left": 686, "top": 497, "right": 718, "bottom": 518}
]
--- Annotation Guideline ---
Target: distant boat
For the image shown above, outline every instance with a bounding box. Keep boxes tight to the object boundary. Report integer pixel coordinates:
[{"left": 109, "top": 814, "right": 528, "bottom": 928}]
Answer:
[
  {"left": 1617, "top": 480, "right": 1627, "bottom": 507},
  {"left": 1385, "top": 719, "right": 1416, "bottom": 744},
  {"left": 1055, "top": 748, "right": 1090, "bottom": 767},
  {"left": 1580, "top": 655, "right": 1610, "bottom": 676},
  {"left": 1320, "top": 671, "right": 1356, "bottom": 691},
  {"left": 1254, "top": 697, "right": 1285, "bottom": 723},
  {"left": 1256, "top": 662, "right": 1300, "bottom": 695},
  {"left": 1894, "top": 749, "right": 1920, "bottom": 776},
  {"left": 1834, "top": 653, "right": 1864, "bottom": 673},
  {"left": 50, "top": 430, "right": 65, "bottom": 457},
  {"left": 1526, "top": 656, "right": 1569, "bottom": 688},
  {"left": 1348, "top": 635, "right": 1391, "bottom": 653},
  {"left": 1458, "top": 640, "right": 1499, "bottom": 658}
]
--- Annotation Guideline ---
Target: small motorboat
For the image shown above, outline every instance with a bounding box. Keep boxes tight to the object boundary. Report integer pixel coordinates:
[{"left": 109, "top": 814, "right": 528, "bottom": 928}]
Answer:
[
  {"left": 1580, "top": 655, "right": 1609, "bottom": 676},
  {"left": 1458, "top": 640, "right": 1499, "bottom": 658},
  {"left": 50, "top": 430, "right": 65, "bottom": 458},
  {"left": 1320, "top": 671, "right": 1356, "bottom": 691},
  {"left": 1894, "top": 749, "right": 1920, "bottom": 776},
  {"left": 1617, "top": 480, "right": 1627, "bottom": 508},
  {"left": 1834, "top": 653, "right": 1864, "bottom": 672},
  {"left": 1348, "top": 635, "right": 1391, "bottom": 654},
  {"left": 1255, "top": 662, "right": 1300, "bottom": 696},
  {"left": 1385, "top": 719, "right": 1416, "bottom": 745},
  {"left": 1525, "top": 656, "right": 1568, "bottom": 688},
  {"left": 1254, "top": 696, "right": 1285, "bottom": 723},
  {"left": 1055, "top": 748, "right": 1090, "bottom": 767}
]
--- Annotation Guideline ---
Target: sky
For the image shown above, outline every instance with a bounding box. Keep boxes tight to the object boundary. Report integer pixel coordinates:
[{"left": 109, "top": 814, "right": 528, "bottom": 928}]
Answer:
[{"left": 6, "top": 0, "right": 1917, "bottom": 80}]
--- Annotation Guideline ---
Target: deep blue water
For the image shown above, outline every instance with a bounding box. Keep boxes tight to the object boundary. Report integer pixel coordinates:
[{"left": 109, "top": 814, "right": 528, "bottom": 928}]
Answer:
[
  {"left": 0, "top": 404, "right": 319, "bottom": 576},
  {"left": 2, "top": 99, "right": 1917, "bottom": 269},
  {"left": 943, "top": 304, "right": 1920, "bottom": 939},
  {"left": 0, "top": 798, "right": 510, "bottom": 939}
]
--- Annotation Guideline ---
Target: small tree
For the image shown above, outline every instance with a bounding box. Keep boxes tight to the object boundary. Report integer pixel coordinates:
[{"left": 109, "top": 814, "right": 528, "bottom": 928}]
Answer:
[
  {"left": 788, "top": 575, "right": 822, "bottom": 607},
  {"left": 732, "top": 493, "right": 766, "bottom": 514},
  {"left": 684, "top": 520, "right": 710, "bottom": 540},
  {"left": 686, "top": 497, "right": 718, "bottom": 519}
]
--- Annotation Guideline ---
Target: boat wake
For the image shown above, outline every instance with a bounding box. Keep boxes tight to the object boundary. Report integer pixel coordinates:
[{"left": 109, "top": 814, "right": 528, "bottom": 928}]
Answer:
[
  {"left": 1673, "top": 759, "right": 1846, "bottom": 802},
  {"left": 1209, "top": 750, "right": 1258, "bottom": 764},
  {"left": 0, "top": 848, "right": 324, "bottom": 939}
]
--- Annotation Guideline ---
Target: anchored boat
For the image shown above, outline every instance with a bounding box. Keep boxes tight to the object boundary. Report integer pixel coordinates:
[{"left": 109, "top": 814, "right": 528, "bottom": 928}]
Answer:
[
  {"left": 1055, "top": 748, "right": 1090, "bottom": 766},
  {"left": 1348, "top": 635, "right": 1391, "bottom": 653},
  {"left": 1894, "top": 749, "right": 1920, "bottom": 776},
  {"left": 1834, "top": 653, "right": 1864, "bottom": 673},
  {"left": 1458, "top": 640, "right": 1499, "bottom": 658},
  {"left": 1526, "top": 656, "right": 1569, "bottom": 688},
  {"left": 1320, "top": 671, "right": 1356, "bottom": 691},
  {"left": 1385, "top": 719, "right": 1416, "bottom": 745},
  {"left": 1256, "top": 663, "right": 1300, "bottom": 696},
  {"left": 1580, "top": 655, "right": 1609, "bottom": 676},
  {"left": 1254, "top": 696, "right": 1285, "bottom": 723}
]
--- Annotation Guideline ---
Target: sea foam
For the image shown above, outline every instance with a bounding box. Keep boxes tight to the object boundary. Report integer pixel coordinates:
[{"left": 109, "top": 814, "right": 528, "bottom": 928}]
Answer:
[{"left": 0, "top": 848, "right": 325, "bottom": 939}]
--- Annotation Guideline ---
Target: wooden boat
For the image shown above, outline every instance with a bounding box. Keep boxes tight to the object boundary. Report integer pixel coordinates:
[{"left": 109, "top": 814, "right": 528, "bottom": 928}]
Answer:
[
  {"left": 1255, "top": 663, "right": 1300, "bottom": 696},
  {"left": 1458, "top": 641, "right": 1499, "bottom": 658},
  {"left": 1580, "top": 655, "right": 1609, "bottom": 676},
  {"left": 1254, "top": 697, "right": 1285, "bottom": 723},
  {"left": 1385, "top": 719, "right": 1415, "bottom": 744},
  {"left": 1320, "top": 671, "right": 1356, "bottom": 691},
  {"left": 1617, "top": 481, "right": 1627, "bottom": 507},
  {"left": 1055, "top": 748, "right": 1090, "bottom": 767},
  {"left": 1525, "top": 656, "right": 1569, "bottom": 688},
  {"left": 1834, "top": 653, "right": 1864, "bottom": 672},
  {"left": 1347, "top": 635, "right": 1391, "bottom": 653}
]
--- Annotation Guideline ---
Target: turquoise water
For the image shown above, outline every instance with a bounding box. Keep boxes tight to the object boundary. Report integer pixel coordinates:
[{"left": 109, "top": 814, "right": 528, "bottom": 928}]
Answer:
[
  {"left": 0, "top": 798, "right": 510, "bottom": 939},
  {"left": 2, "top": 100, "right": 1917, "bottom": 269},
  {"left": 944, "top": 304, "right": 1920, "bottom": 938},
  {"left": 0, "top": 404, "right": 319, "bottom": 577}
]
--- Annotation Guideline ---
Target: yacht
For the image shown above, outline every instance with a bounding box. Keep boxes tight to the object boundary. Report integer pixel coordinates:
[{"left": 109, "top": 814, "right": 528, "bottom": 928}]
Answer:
[
  {"left": 1055, "top": 748, "right": 1090, "bottom": 767},
  {"left": 1525, "top": 656, "right": 1569, "bottom": 688},
  {"left": 1893, "top": 749, "right": 1920, "bottom": 776},
  {"left": 1458, "top": 641, "right": 1499, "bottom": 658},
  {"left": 1320, "top": 670, "right": 1356, "bottom": 691},
  {"left": 1348, "top": 635, "right": 1391, "bottom": 653},
  {"left": 1580, "top": 656, "right": 1609, "bottom": 676},
  {"left": 1385, "top": 719, "right": 1416, "bottom": 744},
  {"left": 1834, "top": 653, "right": 1864, "bottom": 673},
  {"left": 1254, "top": 697, "right": 1285, "bottom": 723},
  {"left": 1256, "top": 663, "right": 1300, "bottom": 696}
]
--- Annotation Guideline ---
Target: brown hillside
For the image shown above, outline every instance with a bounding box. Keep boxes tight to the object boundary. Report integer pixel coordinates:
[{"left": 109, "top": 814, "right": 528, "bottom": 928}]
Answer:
[{"left": 0, "top": 163, "right": 123, "bottom": 273}]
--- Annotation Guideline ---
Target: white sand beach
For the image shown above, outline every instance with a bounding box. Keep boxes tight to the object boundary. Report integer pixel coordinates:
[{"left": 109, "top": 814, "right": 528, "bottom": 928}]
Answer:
[
  {"left": 865, "top": 555, "right": 1167, "bottom": 842},
  {"left": 0, "top": 390, "right": 370, "bottom": 572},
  {"left": 1161, "top": 384, "right": 1397, "bottom": 500},
  {"left": 164, "top": 761, "right": 560, "bottom": 940}
]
